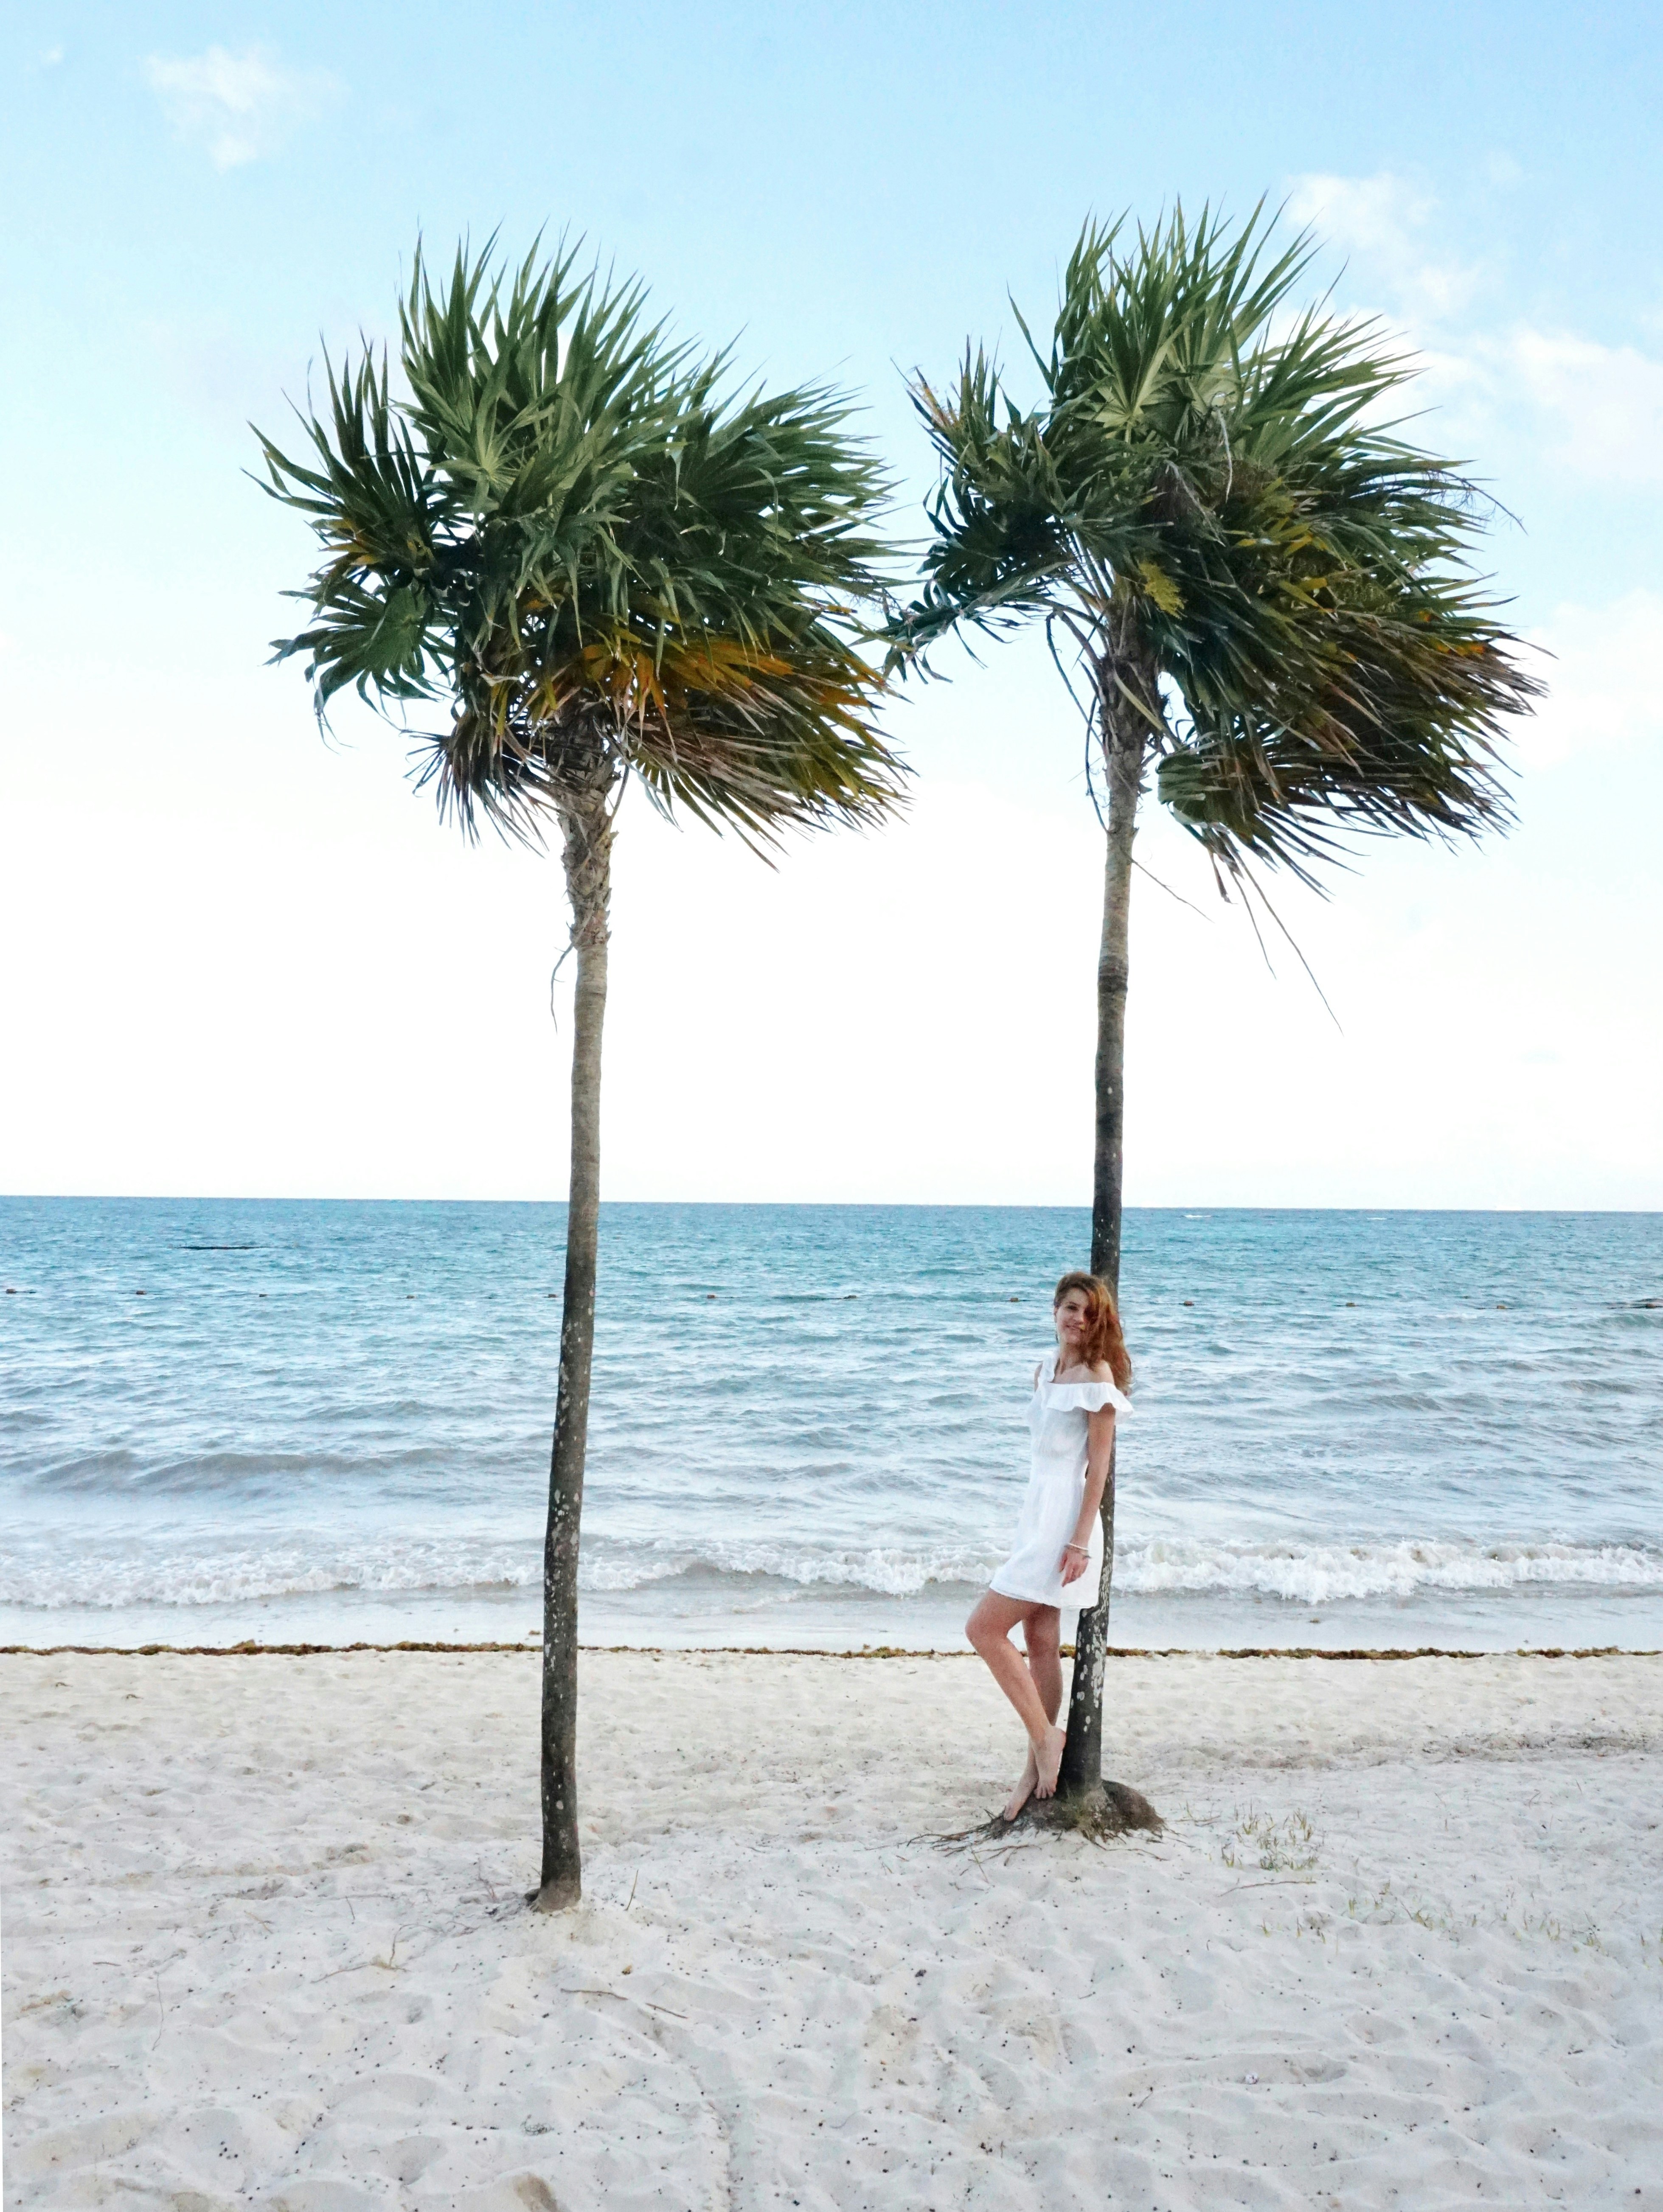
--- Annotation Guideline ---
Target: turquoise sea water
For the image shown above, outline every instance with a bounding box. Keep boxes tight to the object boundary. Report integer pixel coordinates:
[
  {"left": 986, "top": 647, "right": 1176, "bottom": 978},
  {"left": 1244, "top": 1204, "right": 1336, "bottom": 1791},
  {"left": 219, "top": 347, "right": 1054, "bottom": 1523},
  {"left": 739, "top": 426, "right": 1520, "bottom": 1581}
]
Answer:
[{"left": 1, "top": 1199, "right": 1660, "bottom": 1650}]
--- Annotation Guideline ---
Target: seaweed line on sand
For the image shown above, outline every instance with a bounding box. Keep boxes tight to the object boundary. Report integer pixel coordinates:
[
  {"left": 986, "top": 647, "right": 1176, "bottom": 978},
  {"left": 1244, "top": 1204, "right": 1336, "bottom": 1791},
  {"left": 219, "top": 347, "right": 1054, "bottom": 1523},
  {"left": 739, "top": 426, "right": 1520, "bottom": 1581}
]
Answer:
[{"left": 2, "top": 1641, "right": 1657, "bottom": 1660}]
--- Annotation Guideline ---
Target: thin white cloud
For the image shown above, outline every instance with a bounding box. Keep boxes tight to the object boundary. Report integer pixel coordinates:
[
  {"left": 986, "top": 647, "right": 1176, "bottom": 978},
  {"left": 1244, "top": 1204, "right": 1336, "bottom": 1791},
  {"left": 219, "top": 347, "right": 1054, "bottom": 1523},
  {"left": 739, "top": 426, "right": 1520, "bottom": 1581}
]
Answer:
[
  {"left": 1420, "top": 325, "right": 1663, "bottom": 490},
  {"left": 1515, "top": 590, "right": 1663, "bottom": 770},
  {"left": 1287, "top": 170, "right": 1663, "bottom": 491},
  {"left": 1285, "top": 171, "right": 1478, "bottom": 323},
  {"left": 144, "top": 44, "right": 340, "bottom": 170},
  {"left": 1287, "top": 171, "right": 1434, "bottom": 253},
  {"left": 1502, "top": 328, "right": 1663, "bottom": 488}
]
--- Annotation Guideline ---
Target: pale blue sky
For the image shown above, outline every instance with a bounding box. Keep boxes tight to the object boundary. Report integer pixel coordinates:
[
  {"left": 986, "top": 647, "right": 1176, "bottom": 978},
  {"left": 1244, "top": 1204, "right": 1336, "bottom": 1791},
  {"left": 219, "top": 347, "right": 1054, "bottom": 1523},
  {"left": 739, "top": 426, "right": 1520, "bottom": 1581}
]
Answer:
[{"left": 3, "top": 3, "right": 1660, "bottom": 1204}]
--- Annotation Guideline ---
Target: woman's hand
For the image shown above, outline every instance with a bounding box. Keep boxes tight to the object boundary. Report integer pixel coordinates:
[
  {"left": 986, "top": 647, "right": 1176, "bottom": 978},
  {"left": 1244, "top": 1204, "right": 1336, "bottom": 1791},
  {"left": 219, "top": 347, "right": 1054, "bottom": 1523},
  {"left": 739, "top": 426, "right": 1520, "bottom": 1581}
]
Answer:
[{"left": 1059, "top": 1540, "right": 1090, "bottom": 1586}]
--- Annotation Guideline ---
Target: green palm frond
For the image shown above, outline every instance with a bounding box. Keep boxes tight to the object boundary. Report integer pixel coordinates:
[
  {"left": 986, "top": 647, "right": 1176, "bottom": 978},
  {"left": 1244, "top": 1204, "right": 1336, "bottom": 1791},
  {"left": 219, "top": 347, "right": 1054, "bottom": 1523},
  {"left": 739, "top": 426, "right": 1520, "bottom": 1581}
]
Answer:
[
  {"left": 258, "top": 239, "right": 905, "bottom": 843},
  {"left": 889, "top": 203, "right": 1539, "bottom": 878}
]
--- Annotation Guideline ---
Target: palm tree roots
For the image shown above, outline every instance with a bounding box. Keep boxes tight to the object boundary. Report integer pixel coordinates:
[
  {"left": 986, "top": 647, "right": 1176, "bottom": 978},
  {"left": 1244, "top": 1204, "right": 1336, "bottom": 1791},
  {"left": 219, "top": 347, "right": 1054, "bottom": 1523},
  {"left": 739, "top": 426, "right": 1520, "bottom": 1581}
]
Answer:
[{"left": 940, "top": 1777, "right": 1163, "bottom": 1851}]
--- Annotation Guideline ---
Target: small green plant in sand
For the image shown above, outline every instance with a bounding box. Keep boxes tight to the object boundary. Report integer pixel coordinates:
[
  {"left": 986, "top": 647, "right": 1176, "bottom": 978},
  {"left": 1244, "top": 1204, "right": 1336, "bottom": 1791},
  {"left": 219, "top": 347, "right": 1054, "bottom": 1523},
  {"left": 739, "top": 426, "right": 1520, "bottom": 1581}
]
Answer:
[
  {"left": 1343, "top": 1884, "right": 1612, "bottom": 1952},
  {"left": 1346, "top": 1881, "right": 1464, "bottom": 1934},
  {"left": 1220, "top": 1808, "right": 1320, "bottom": 1876},
  {"left": 1514, "top": 1910, "right": 1609, "bottom": 1953}
]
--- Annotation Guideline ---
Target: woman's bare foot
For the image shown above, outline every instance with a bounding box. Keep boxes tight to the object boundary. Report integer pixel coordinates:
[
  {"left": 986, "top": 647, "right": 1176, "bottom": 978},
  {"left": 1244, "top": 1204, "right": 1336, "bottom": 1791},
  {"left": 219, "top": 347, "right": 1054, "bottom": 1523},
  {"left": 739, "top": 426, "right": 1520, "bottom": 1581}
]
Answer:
[
  {"left": 1034, "top": 1724, "right": 1067, "bottom": 1799},
  {"left": 1002, "top": 1745, "right": 1038, "bottom": 1822}
]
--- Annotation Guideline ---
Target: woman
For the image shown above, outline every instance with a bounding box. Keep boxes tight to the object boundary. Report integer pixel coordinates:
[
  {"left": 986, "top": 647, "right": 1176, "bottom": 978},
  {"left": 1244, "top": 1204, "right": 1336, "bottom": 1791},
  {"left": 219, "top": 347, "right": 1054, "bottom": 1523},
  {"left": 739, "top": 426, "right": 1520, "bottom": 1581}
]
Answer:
[{"left": 967, "top": 1271, "right": 1132, "bottom": 1821}]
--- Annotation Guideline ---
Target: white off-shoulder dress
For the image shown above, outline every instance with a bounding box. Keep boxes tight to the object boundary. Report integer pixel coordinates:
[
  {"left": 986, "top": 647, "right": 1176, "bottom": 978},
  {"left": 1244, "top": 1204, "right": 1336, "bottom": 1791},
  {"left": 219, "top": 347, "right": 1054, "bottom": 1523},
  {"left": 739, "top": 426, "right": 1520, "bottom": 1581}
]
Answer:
[{"left": 989, "top": 1348, "right": 1131, "bottom": 1611}]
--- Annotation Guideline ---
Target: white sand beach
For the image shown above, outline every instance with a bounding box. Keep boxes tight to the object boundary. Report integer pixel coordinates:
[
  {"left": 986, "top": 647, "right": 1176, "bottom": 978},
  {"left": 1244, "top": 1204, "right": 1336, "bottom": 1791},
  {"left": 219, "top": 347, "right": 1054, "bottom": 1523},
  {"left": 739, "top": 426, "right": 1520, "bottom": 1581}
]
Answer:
[{"left": 4, "top": 1647, "right": 1660, "bottom": 2209}]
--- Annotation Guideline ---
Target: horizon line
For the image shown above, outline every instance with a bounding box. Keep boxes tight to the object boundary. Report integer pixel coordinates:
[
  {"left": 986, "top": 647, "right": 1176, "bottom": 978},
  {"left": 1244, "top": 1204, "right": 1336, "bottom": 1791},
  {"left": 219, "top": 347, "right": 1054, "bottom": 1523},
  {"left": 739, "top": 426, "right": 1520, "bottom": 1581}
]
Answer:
[{"left": 3, "top": 1194, "right": 1660, "bottom": 1217}]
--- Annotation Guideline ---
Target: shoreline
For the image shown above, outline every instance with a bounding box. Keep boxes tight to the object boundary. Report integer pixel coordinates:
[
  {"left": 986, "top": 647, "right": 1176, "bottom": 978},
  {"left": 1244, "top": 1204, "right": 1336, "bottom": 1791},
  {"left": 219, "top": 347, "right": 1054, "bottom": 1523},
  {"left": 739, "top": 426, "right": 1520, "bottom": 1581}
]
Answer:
[
  {"left": 11, "top": 1571, "right": 1660, "bottom": 1662},
  {"left": 4, "top": 1637, "right": 1659, "bottom": 1658}
]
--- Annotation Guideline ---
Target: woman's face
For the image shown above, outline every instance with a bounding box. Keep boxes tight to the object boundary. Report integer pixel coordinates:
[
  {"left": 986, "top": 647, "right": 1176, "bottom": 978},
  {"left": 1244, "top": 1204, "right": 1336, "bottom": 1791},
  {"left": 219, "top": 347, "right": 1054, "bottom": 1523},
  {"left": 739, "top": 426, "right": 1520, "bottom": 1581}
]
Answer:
[{"left": 1054, "top": 1288, "right": 1090, "bottom": 1356}]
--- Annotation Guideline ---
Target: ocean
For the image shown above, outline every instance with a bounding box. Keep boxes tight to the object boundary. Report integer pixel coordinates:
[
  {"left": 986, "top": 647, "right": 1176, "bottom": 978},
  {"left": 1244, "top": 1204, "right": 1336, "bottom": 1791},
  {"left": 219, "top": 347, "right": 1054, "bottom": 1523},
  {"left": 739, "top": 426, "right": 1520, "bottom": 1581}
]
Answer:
[{"left": 2, "top": 1198, "right": 1659, "bottom": 1652}]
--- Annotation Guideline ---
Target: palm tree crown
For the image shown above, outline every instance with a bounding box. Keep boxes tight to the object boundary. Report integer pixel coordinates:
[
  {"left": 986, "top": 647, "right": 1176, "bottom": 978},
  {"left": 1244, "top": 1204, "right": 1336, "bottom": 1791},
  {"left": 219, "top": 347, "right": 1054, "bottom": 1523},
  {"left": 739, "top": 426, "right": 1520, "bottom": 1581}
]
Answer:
[
  {"left": 260, "top": 238, "right": 905, "bottom": 846},
  {"left": 893, "top": 204, "right": 1538, "bottom": 888}
]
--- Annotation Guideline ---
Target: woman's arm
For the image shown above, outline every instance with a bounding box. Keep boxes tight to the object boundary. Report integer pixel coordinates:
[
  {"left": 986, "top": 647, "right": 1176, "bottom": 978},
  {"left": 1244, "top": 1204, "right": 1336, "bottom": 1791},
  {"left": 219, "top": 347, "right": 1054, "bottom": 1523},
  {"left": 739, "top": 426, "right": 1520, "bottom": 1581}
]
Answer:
[{"left": 1059, "top": 1406, "right": 1116, "bottom": 1585}]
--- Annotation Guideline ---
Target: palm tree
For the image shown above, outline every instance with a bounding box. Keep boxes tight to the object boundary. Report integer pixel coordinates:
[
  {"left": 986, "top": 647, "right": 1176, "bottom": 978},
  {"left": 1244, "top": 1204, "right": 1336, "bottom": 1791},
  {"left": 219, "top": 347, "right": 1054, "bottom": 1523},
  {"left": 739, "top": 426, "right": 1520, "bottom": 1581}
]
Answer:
[
  {"left": 888, "top": 205, "right": 1539, "bottom": 1805},
  {"left": 258, "top": 241, "right": 905, "bottom": 1907}
]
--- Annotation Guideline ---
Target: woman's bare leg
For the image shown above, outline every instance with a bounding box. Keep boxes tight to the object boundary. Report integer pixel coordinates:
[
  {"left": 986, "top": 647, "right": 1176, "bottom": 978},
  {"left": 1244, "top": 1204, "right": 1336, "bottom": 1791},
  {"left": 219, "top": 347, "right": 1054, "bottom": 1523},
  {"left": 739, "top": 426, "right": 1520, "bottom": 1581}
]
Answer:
[
  {"left": 1003, "top": 1741, "right": 1038, "bottom": 1821},
  {"left": 1024, "top": 1608, "right": 1063, "bottom": 1722},
  {"left": 966, "top": 1592, "right": 1067, "bottom": 1812}
]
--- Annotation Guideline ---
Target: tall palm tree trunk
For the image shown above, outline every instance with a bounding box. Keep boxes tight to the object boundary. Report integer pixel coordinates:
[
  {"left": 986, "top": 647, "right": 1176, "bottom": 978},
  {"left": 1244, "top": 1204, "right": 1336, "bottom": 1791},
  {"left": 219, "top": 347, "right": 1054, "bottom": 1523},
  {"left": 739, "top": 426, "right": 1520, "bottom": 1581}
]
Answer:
[
  {"left": 533, "top": 782, "right": 614, "bottom": 1911},
  {"left": 1057, "top": 649, "right": 1146, "bottom": 1801}
]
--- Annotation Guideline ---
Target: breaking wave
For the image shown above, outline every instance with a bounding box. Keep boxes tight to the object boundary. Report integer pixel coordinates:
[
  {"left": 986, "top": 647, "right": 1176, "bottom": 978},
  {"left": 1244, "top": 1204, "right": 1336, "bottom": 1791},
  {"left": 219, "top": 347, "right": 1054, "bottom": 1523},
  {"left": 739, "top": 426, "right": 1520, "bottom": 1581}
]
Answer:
[{"left": 5, "top": 1532, "right": 1660, "bottom": 1612}]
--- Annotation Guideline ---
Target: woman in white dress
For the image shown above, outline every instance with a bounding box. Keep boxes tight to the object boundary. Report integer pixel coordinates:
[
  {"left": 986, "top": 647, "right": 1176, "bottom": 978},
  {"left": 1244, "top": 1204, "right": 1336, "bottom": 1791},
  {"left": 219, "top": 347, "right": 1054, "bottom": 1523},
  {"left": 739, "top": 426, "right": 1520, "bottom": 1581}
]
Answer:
[{"left": 967, "top": 1271, "right": 1132, "bottom": 1820}]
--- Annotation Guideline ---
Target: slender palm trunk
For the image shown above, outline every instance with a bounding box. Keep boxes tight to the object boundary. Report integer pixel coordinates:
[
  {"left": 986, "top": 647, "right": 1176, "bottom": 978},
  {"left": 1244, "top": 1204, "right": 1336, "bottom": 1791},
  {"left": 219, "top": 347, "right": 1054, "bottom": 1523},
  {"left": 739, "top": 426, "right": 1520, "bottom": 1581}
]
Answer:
[
  {"left": 532, "top": 783, "right": 614, "bottom": 1911},
  {"left": 1057, "top": 647, "right": 1147, "bottom": 1802}
]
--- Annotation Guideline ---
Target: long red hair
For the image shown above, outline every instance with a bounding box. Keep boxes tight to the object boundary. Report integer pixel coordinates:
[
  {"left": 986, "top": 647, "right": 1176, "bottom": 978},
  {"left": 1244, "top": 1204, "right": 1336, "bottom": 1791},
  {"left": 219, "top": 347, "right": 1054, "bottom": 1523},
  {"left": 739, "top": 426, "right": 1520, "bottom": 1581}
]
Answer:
[{"left": 1053, "top": 1271, "right": 1132, "bottom": 1392}]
